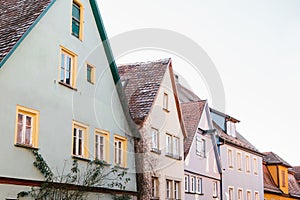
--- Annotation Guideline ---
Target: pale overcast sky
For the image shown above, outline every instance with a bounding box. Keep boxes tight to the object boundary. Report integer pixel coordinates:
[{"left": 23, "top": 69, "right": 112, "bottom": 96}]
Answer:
[{"left": 97, "top": 0, "right": 300, "bottom": 166}]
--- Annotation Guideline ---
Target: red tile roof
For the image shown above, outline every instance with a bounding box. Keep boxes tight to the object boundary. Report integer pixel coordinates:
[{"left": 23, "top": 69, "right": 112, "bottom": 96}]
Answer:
[
  {"left": 288, "top": 170, "right": 300, "bottom": 198},
  {"left": 293, "top": 166, "right": 300, "bottom": 183},
  {"left": 263, "top": 164, "right": 282, "bottom": 194},
  {"left": 181, "top": 100, "right": 206, "bottom": 158},
  {"left": 0, "top": 0, "right": 52, "bottom": 63},
  {"left": 263, "top": 152, "right": 292, "bottom": 167},
  {"left": 118, "top": 58, "right": 170, "bottom": 125}
]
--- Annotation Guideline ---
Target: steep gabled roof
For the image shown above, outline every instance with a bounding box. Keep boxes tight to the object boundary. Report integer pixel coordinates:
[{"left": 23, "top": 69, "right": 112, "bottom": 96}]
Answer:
[
  {"left": 176, "top": 83, "right": 201, "bottom": 103},
  {"left": 118, "top": 58, "right": 170, "bottom": 125},
  {"left": 263, "top": 164, "right": 282, "bottom": 194},
  {"left": 263, "top": 152, "right": 292, "bottom": 167},
  {"left": 213, "top": 121, "right": 262, "bottom": 155},
  {"left": 0, "top": 0, "right": 52, "bottom": 65},
  {"left": 181, "top": 100, "right": 206, "bottom": 158},
  {"left": 288, "top": 170, "right": 300, "bottom": 198}
]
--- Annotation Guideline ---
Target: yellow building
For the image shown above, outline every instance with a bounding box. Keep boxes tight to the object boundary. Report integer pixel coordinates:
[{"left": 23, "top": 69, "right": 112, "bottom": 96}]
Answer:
[{"left": 263, "top": 152, "right": 300, "bottom": 200}]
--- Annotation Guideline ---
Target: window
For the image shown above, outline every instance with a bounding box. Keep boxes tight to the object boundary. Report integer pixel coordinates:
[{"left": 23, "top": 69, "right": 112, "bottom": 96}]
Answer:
[
  {"left": 196, "top": 137, "right": 206, "bottom": 157},
  {"left": 173, "top": 137, "right": 179, "bottom": 157},
  {"left": 114, "top": 135, "right": 127, "bottom": 167},
  {"left": 15, "top": 105, "right": 39, "bottom": 148},
  {"left": 60, "top": 46, "right": 77, "bottom": 88},
  {"left": 190, "top": 176, "right": 195, "bottom": 193},
  {"left": 72, "top": 121, "right": 88, "bottom": 158},
  {"left": 165, "top": 134, "right": 180, "bottom": 159},
  {"left": 238, "top": 189, "right": 243, "bottom": 200},
  {"left": 281, "top": 170, "right": 286, "bottom": 187},
  {"left": 174, "top": 181, "right": 180, "bottom": 200},
  {"left": 247, "top": 191, "right": 252, "bottom": 200},
  {"left": 213, "top": 181, "right": 218, "bottom": 197},
  {"left": 95, "top": 130, "right": 109, "bottom": 162},
  {"left": 226, "top": 121, "right": 236, "bottom": 137},
  {"left": 196, "top": 177, "right": 202, "bottom": 194},
  {"left": 166, "top": 134, "right": 172, "bottom": 155},
  {"left": 237, "top": 152, "right": 242, "bottom": 171},
  {"left": 151, "top": 128, "right": 159, "bottom": 151},
  {"left": 184, "top": 175, "right": 189, "bottom": 192},
  {"left": 253, "top": 157, "right": 258, "bottom": 175},
  {"left": 166, "top": 179, "right": 172, "bottom": 199},
  {"left": 86, "top": 63, "right": 95, "bottom": 84},
  {"left": 72, "top": 0, "right": 83, "bottom": 39},
  {"left": 254, "top": 192, "right": 259, "bottom": 200},
  {"left": 163, "top": 93, "right": 169, "bottom": 110},
  {"left": 246, "top": 155, "right": 250, "bottom": 173},
  {"left": 228, "top": 187, "right": 234, "bottom": 200},
  {"left": 151, "top": 177, "right": 159, "bottom": 198},
  {"left": 228, "top": 149, "right": 233, "bottom": 168}
]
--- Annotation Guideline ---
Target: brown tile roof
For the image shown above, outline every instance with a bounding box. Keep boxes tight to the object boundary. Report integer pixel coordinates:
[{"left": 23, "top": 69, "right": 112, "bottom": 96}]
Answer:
[
  {"left": 213, "top": 121, "right": 262, "bottom": 154},
  {"left": 0, "top": 0, "right": 52, "bottom": 63},
  {"left": 263, "top": 164, "right": 282, "bottom": 194},
  {"left": 181, "top": 100, "right": 206, "bottom": 158},
  {"left": 117, "top": 58, "right": 170, "bottom": 125},
  {"left": 293, "top": 166, "right": 300, "bottom": 183},
  {"left": 288, "top": 170, "right": 300, "bottom": 197},
  {"left": 176, "top": 83, "right": 201, "bottom": 103},
  {"left": 263, "top": 152, "right": 292, "bottom": 167}
]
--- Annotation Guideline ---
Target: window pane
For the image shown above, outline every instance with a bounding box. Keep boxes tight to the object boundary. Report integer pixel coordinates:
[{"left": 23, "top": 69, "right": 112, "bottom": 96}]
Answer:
[
  {"left": 73, "top": 128, "right": 77, "bottom": 155},
  {"left": 72, "top": 3, "right": 80, "bottom": 20},
  {"left": 72, "top": 20, "right": 80, "bottom": 37},
  {"left": 17, "top": 114, "right": 23, "bottom": 143},
  {"left": 87, "top": 66, "right": 92, "bottom": 82}
]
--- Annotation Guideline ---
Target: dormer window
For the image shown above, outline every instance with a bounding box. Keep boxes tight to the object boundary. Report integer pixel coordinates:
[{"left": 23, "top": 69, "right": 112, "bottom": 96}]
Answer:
[{"left": 226, "top": 121, "right": 236, "bottom": 137}]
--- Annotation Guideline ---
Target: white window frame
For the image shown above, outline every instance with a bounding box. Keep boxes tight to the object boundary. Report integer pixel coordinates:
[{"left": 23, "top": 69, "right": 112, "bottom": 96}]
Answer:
[
  {"left": 237, "top": 188, "right": 243, "bottom": 200},
  {"left": 163, "top": 92, "right": 169, "bottom": 110},
  {"left": 213, "top": 181, "right": 218, "bottom": 197},
  {"left": 245, "top": 154, "right": 251, "bottom": 173},
  {"left": 173, "top": 136, "right": 180, "bottom": 157},
  {"left": 228, "top": 148, "right": 233, "bottom": 168},
  {"left": 72, "top": 123, "right": 87, "bottom": 157},
  {"left": 229, "top": 187, "right": 234, "bottom": 200},
  {"left": 254, "top": 191, "right": 259, "bottom": 200},
  {"left": 151, "top": 128, "right": 159, "bottom": 150},
  {"left": 246, "top": 190, "right": 252, "bottom": 200},
  {"left": 190, "top": 176, "right": 195, "bottom": 193},
  {"left": 166, "top": 134, "right": 172, "bottom": 155},
  {"left": 196, "top": 177, "right": 202, "bottom": 194},
  {"left": 151, "top": 177, "right": 159, "bottom": 198},
  {"left": 174, "top": 181, "right": 180, "bottom": 199},
  {"left": 166, "top": 179, "right": 172, "bottom": 199},
  {"left": 196, "top": 136, "right": 206, "bottom": 157},
  {"left": 184, "top": 175, "right": 189, "bottom": 192},
  {"left": 237, "top": 152, "right": 242, "bottom": 171},
  {"left": 253, "top": 157, "right": 258, "bottom": 175}
]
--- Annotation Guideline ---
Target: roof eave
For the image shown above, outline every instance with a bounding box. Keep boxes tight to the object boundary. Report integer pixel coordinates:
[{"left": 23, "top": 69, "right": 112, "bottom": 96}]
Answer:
[{"left": 0, "top": 0, "right": 56, "bottom": 68}]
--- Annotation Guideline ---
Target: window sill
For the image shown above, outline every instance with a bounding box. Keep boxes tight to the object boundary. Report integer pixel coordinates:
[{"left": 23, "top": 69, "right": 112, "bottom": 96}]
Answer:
[
  {"left": 114, "top": 165, "right": 128, "bottom": 170},
  {"left": 58, "top": 81, "right": 77, "bottom": 91},
  {"left": 151, "top": 148, "right": 161, "bottom": 155},
  {"left": 93, "top": 159, "right": 112, "bottom": 166},
  {"left": 163, "top": 108, "right": 170, "bottom": 113},
  {"left": 15, "top": 143, "right": 39, "bottom": 150},
  {"left": 165, "top": 153, "right": 182, "bottom": 160},
  {"left": 87, "top": 80, "right": 95, "bottom": 85},
  {"left": 72, "top": 155, "right": 90, "bottom": 162}
]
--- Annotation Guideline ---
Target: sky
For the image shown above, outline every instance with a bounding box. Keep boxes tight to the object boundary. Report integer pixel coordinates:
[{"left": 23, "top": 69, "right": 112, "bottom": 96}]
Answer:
[{"left": 97, "top": 0, "right": 300, "bottom": 166}]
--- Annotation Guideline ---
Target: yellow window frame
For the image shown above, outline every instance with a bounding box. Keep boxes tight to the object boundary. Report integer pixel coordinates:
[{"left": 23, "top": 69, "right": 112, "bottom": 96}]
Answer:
[
  {"left": 72, "top": 121, "right": 89, "bottom": 158},
  {"left": 59, "top": 46, "right": 77, "bottom": 88},
  {"left": 114, "top": 134, "right": 127, "bottom": 168},
  {"left": 86, "top": 62, "right": 96, "bottom": 84},
  {"left": 15, "top": 105, "right": 39, "bottom": 148},
  {"left": 95, "top": 129, "right": 109, "bottom": 163},
  {"left": 71, "top": 0, "right": 84, "bottom": 40}
]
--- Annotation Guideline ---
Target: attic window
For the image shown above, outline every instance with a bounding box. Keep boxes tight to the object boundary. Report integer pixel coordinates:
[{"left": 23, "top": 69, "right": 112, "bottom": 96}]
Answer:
[
  {"left": 72, "top": 0, "right": 83, "bottom": 40},
  {"left": 226, "top": 121, "right": 236, "bottom": 137},
  {"left": 163, "top": 93, "right": 169, "bottom": 111}
]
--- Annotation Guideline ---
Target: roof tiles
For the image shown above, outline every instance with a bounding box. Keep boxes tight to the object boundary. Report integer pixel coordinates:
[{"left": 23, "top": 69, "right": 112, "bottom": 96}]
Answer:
[
  {"left": 263, "top": 152, "right": 292, "bottom": 167},
  {"left": 0, "top": 0, "right": 52, "bottom": 63},
  {"left": 118, "top": 58, "right": 170, "bottom": 125}
]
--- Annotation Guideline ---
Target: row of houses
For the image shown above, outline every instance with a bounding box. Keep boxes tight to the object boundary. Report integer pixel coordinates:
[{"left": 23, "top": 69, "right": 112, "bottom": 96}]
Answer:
[{"left": 0, "top": 0, "right": 299, "bottom": 200}]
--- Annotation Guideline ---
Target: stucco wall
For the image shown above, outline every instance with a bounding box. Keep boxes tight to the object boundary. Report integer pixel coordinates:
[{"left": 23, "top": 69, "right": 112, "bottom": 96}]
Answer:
[{"left": 0, "top": 0, "right": 136, "bottom": 198}]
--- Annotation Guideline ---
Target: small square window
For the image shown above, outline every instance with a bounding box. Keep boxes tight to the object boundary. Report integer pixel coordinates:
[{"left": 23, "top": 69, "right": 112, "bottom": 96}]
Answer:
[
  {"left": 15, "top": 105, "right": 39, "bottom": 148},
  {"left": 87, "top": 64, "right": 95, "bottom": 84}
]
